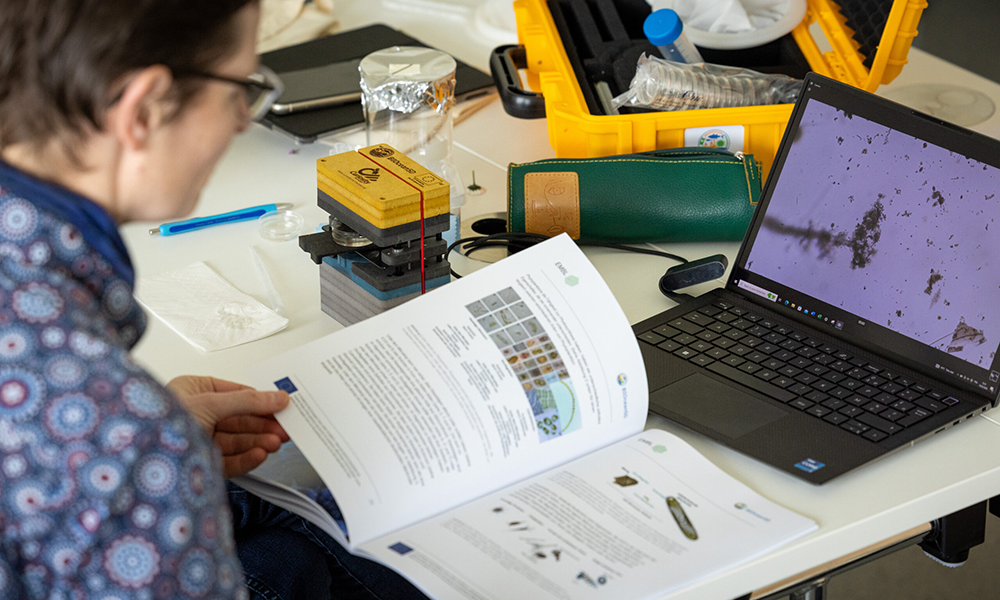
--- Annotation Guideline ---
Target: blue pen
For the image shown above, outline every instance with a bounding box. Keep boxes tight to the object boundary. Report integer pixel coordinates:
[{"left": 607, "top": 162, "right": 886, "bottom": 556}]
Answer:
[{"left": 148, "top": 203, "right": 294, "bottom": 236}]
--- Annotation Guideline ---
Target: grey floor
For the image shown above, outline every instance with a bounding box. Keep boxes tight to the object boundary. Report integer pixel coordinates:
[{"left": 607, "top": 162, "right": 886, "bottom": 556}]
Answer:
[
  {"left": 909, "top": 1, "right": 1000, "bottom": 84},
  {"left": 779, "top": 3, "right": 1000, "bottom": 599}
]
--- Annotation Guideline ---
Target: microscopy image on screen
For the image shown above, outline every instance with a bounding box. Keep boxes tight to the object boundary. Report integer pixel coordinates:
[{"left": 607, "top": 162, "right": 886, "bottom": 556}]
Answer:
[{"left": 746, "top": 100, "right": 999, "bottom": 368}]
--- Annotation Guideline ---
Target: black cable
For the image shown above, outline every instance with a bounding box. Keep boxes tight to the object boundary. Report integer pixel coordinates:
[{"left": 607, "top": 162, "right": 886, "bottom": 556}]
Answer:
[
  {"left": 658, "top": 287, "right": 695, "bottom": 304},
  {"left": 446, "top": 233, "right": 548, "bottom": 278},
  {"left": 446, "top": 233, "right": 690, "bottom": 279},
  {"left": 583, "top": 241, "right": 689, "bottom": 265}
]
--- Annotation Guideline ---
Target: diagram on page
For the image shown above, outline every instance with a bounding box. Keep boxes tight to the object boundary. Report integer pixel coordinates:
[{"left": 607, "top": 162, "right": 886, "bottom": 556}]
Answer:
[{"left": 467, "top": 286, "right": 581, "bottom": 442}]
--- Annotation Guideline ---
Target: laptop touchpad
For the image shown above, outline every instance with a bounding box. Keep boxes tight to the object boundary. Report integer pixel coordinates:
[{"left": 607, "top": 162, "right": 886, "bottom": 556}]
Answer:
[{"left": 650, "top": 373, "right": 788, "bottom": 440}]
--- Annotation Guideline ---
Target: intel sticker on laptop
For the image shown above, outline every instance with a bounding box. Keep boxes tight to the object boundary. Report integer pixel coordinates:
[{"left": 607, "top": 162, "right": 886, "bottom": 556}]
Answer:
[{"left": 795, "top": 459, "right": 826, "bottom": 473}]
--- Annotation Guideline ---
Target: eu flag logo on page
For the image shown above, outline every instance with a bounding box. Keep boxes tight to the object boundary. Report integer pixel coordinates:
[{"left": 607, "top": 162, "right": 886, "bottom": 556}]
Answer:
[
  {"left": 389, "top": 543, "right": 413, "bottom": 555},
  {"left": 275, "top": 378, "right": 297, "bottom": 394}
]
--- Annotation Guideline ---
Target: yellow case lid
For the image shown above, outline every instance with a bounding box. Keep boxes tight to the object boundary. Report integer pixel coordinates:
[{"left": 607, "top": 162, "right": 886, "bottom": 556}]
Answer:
[{"left": 791, "top": 0, "right": 926, "bottom": 91}]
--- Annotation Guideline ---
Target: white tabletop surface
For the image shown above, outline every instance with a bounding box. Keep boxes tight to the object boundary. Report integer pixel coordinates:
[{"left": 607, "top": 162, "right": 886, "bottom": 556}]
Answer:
[{"left": 123, "top": 4, "right": 1000, "bottom": 599}]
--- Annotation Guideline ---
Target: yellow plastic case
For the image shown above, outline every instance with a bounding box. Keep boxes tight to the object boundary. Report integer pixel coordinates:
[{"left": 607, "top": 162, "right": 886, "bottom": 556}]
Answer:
[{"left": 505, "top": 0, "right": 926, "bottom": 175}]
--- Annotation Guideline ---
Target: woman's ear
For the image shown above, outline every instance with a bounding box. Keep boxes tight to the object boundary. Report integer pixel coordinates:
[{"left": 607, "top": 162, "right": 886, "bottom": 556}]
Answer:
[{"left": 104, "top": 65, "right": 175, "bottom": 151}]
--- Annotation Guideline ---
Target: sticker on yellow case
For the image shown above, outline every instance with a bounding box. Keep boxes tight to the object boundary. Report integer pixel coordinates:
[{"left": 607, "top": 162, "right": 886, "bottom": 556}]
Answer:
[{"left": 666, "top": 497, "right": 698, "bottom": 540}]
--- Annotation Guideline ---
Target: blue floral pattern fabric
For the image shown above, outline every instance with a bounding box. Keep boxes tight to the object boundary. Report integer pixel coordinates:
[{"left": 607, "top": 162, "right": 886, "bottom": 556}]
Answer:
[{"left": 0, "top": 165, "right": 246, "bottom": 599}]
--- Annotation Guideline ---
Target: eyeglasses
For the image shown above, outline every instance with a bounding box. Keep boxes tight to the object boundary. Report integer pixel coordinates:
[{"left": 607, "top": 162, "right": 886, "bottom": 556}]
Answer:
[
  {"left": 175, "top": 65, "right": 284, "bottom": 122},
  {"left": 107, "top": 65, "right": 284, "bottom": 121}
]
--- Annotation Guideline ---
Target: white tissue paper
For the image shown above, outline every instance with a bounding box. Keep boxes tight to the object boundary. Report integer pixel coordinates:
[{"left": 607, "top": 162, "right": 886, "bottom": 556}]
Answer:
[
  {"left": 651, "top": 0, "right": 807, "bottom": 49},
  {"left": 136, "top": 262, "right": 289, "bottom": 352},
  {"left": 672, "top": 0, "right": 784, "bottom": 33},
  {"left": 256, "top": 0, "right": 338, "bottom": 54}
]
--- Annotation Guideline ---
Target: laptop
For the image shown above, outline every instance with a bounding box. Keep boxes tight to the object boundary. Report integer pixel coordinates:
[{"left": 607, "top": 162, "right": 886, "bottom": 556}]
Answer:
[{"left": 634, "top": 72, "right": 1000, "bottom": 484}]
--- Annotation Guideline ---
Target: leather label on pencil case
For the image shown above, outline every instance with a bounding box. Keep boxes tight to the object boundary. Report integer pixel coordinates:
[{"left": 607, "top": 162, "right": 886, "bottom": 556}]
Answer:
[{"left": 524, "top": 172, "right": 580, "bottom": 239}]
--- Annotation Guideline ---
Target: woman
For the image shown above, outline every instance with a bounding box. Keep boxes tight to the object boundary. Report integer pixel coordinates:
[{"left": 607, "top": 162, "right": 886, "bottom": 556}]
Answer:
[{"left": 0, "top": 1, "right": 422, "bottom": 598}]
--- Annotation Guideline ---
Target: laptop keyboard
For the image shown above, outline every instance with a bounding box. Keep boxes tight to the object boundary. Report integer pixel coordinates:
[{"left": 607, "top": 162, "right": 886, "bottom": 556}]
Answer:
[{"left": 638, "top": 300, "right": 961, "bottom": 443}]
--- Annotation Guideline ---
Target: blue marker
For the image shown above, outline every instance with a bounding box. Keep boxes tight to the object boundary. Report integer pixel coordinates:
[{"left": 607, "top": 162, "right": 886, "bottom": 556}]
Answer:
[{"left": 149, "top": 203, "right": 293, "bottom": 236}]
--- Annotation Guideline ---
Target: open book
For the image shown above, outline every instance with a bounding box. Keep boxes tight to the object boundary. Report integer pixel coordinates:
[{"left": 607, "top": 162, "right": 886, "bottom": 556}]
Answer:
[{"left": 242, "top": 235, "right": 817, "bottom": 600}]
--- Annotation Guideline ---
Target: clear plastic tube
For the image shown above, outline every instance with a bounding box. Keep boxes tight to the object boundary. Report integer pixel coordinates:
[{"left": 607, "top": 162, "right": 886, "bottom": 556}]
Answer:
[
  {"left": 612, "top": 54, "right": 803, "bottom": 111},
  {"left": 644, "top": 9, "right": 704, "bottom": 64},
  {"left": 655, "top": 34, "right": 703, "bottom": 64}
]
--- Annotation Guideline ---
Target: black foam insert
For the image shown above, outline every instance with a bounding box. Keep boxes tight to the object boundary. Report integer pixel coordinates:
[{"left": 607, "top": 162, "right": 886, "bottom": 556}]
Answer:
[{"left": 836, "top": 0, "right": 896, "bottom": 69}]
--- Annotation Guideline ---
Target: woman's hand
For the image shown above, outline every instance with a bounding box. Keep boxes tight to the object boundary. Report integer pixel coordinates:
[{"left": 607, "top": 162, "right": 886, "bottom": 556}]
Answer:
[{"left": 168, "top": 375, "right": 290, "bottom": 478}]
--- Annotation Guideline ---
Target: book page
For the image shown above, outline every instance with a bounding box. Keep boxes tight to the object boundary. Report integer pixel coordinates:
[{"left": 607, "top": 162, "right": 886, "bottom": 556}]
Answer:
[
  {"left": 246, "top": 235, "right": 647, "bottom": 545},
  {"left": 232, "top": 473, "right": 348, "bottom": 547},
  {"left": 359, "top": 429, "right": 818, "bottom": 600}
]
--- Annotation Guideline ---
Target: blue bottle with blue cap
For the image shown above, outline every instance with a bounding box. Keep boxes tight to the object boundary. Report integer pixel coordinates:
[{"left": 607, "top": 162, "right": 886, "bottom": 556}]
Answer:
[{"left": 643, "top": 8, "right": 704, "bottom": 64}]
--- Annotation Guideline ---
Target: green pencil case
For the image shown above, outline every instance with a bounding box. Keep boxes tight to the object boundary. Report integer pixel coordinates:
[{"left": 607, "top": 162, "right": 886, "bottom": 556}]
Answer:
[{"left": 507, "top": 147, "right": 761, "bottom": 243}]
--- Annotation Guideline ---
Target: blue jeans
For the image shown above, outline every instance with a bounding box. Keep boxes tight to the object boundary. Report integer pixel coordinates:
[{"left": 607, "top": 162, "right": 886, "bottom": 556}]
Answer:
[{"left": 227, "top": 483, "right": 428, "bottom": 600}]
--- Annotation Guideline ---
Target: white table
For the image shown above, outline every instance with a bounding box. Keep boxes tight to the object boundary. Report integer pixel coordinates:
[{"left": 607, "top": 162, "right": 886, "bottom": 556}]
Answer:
[{"left": 123, "top": 4, "right": 1000, "bottom": 599}]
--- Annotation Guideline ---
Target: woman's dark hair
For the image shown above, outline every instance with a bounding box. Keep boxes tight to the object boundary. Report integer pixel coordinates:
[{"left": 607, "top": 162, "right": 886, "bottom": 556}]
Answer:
[{"left": 0, "top": 0, "right": 256, "bottom": 157}]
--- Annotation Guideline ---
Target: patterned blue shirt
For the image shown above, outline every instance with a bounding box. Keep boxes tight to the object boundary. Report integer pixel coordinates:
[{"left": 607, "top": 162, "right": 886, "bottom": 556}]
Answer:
[{"left": 0, "top": 162, "right": 246, "bottom": 598}]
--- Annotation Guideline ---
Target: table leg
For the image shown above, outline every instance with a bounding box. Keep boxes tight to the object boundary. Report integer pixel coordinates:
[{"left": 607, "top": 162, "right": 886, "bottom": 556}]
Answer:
[
  {"left": 919, "top": 500, "right": 988, "bottom": 566},
  {"left": 790, "top": 581, "right": 826, "bottom": 600},
  {"left": 748, "top": 523, "right": 931, "bottom": 600}
]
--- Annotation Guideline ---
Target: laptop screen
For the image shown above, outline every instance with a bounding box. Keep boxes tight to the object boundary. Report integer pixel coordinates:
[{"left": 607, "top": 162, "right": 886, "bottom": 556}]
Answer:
[{"left": 734, "top": 75, "right": 1000, "bottom": 399}]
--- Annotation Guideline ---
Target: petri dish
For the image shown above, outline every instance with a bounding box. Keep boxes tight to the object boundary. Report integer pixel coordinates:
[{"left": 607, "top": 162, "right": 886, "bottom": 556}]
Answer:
[
  {"left": 882, "top": 84, "right": 996, "bottom": 127},
  {"left": 258, "top": 209, "right": 304, "bottom": 241}
]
